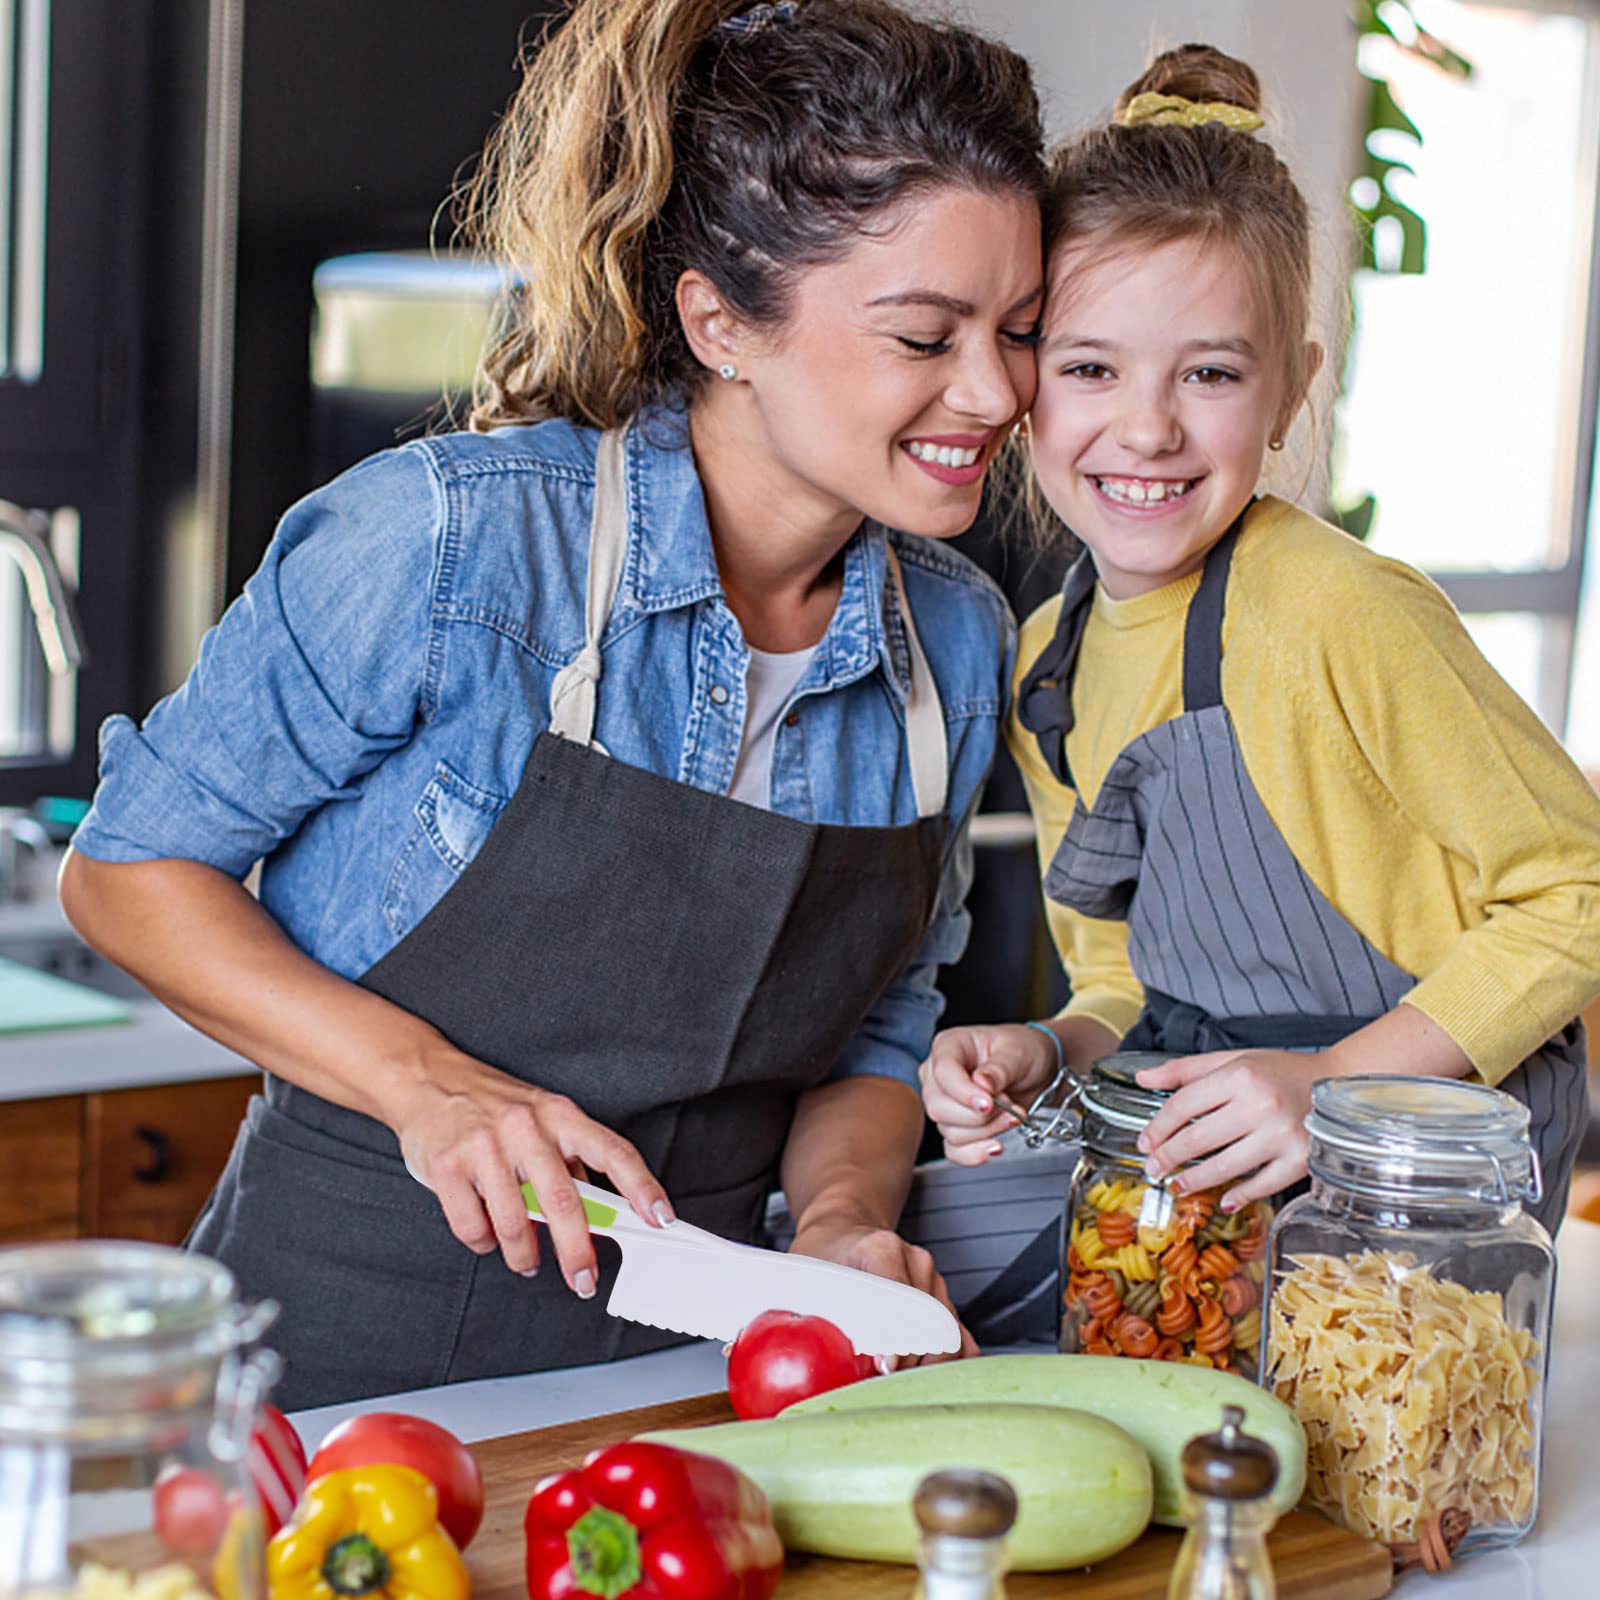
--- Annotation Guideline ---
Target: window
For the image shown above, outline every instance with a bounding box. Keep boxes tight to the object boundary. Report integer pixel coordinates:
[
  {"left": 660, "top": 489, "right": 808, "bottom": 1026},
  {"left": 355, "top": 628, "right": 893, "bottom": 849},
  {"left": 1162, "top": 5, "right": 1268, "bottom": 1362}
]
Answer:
[
  {"left": 309, "top": 251, "right": 500, "bottom": 486},
  {"left": 1334, "top": 0, "right": 1600, "bottom": 762},
  {"left": 0, "top": 0, "right": 48, "bottom": 385}
]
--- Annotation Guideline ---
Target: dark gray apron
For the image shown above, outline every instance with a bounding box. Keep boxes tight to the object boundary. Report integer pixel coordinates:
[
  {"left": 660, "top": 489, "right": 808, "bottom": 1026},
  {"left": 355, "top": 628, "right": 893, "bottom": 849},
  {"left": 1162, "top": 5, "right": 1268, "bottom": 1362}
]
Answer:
[
  {"left": 1017, "top": 521, "right": 1587, "bottom": 1234},
  {"left": 190, "top": 428, "right": 951, "bottom": 1407}
]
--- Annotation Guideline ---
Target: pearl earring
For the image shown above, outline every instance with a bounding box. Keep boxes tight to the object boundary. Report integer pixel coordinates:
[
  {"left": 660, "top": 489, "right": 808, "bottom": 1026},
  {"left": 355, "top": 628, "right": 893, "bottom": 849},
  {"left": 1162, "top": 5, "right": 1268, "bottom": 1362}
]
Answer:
[
  {"left": 718, "top": 363, "right": 737, "bottom": 381},
  {"left": 1268, "top": 438, "right": 1285, "bottom": 452}
]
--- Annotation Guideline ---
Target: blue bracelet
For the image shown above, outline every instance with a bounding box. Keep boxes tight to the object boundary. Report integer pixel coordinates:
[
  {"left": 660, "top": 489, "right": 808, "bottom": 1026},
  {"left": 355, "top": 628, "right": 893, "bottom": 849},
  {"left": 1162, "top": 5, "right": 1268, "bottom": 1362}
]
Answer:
[{"left": 1025, "top": 1019, "right": 1065, "bottom": 1077}]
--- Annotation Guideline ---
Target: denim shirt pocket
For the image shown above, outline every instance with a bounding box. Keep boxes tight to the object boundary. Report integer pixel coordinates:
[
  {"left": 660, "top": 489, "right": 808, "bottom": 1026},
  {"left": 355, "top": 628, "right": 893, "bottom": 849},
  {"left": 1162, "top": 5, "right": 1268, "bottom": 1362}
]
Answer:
[{"left": 380, "top": 760, "right": 510, "bottom": 940}]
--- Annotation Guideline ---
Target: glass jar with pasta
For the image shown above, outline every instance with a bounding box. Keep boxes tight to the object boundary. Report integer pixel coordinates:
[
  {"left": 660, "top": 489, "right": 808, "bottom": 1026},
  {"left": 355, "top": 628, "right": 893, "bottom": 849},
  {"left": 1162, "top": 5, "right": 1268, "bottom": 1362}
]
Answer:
[
  {"left": 0, "top": 1241, "right": 282, "bottom": 1600},
  {"left": 1263, "top": 1076, "right": 1553, "bottom": 1567},
  {"left": 1059, "top": 1054, "right": 1273, "bottom": 1374}
]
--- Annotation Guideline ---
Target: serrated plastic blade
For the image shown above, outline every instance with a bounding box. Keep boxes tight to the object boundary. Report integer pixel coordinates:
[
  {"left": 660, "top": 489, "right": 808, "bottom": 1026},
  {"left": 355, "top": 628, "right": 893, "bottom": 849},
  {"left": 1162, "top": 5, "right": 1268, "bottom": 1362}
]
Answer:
[{"left": 604, "top": 1228, "right": 960, "bottom": 1356}]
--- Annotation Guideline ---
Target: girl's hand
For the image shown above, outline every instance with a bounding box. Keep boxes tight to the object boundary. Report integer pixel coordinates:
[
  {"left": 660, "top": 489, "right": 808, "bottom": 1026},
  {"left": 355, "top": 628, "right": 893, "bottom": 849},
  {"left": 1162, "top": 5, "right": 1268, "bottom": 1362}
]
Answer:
[
  {"left": 1134, "top": 1049, "right": 1328, "bottom": 1209},
  {"left": 788, "top": 1217, "right": 979, "bottom": 1367},
  {"left": 395, "top": 1055, "right": 673, "bottom": 1295},
  {"left": 918, "top": 1023, "right": 1059, "bottom": 1165}
]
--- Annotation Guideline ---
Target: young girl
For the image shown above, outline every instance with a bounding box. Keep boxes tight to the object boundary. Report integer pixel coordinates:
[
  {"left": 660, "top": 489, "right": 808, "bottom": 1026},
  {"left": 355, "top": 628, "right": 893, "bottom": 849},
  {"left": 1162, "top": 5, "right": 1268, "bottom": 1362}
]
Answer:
[
  {"left": 921, "top": 44, "right": 1600, "bottom": 1235},
  {"left": 63, "top": 0, "right": 1046, "bottom": 1403}
]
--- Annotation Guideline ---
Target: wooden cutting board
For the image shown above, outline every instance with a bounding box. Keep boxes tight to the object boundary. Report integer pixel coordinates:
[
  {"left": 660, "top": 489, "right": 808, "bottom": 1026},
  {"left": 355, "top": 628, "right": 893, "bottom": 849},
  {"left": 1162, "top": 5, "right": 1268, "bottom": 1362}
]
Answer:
[{"left": 465, "top": 1393, "right": 1393, "bottom": 1599}]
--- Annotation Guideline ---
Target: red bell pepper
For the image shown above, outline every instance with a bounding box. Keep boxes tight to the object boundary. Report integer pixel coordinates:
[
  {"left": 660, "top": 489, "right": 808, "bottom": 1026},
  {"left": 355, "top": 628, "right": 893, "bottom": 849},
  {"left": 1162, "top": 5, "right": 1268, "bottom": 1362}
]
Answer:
[{"left": 524, "top": 1441, "right": 783, "bottom": 1600}]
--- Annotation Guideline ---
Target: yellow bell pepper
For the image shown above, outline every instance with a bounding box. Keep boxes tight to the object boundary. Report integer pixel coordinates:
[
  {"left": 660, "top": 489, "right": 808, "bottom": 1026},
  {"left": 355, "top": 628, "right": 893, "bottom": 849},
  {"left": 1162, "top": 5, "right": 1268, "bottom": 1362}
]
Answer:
[
  {"left": 212, "top": 1501, "right": 263, "bottom": 1600},
  {"left": 267, "top": 1464, "right": 469, "bottom": 1600}
]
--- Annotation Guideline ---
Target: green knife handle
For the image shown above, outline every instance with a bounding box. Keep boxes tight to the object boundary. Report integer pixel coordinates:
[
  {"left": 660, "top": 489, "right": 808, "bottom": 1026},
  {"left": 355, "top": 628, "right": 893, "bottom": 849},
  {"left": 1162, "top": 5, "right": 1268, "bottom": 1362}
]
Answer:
[{"left": 521, "top": 1180, "right": 618, "bottom": 1230}]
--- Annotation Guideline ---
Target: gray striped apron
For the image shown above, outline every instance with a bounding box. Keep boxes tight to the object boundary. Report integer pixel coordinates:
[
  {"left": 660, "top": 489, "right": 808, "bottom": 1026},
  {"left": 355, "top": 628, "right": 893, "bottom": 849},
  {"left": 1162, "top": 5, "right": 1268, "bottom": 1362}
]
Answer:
[
  {"left": 189, "top": 426, "right": 951, "bottom": 1407},
  {"left": 1017, "top": 520, "right": 1586, "bottom": 1234}
]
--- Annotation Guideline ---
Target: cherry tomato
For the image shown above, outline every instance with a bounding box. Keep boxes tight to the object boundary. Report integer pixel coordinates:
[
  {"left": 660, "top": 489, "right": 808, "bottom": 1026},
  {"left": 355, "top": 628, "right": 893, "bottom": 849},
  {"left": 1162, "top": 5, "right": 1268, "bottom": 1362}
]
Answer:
[
  {"left": 307, "top": 1412, "right": 484, "bottom": 1548},
  {"left": 726, "top": 1309, "right": 874, "bottom": 1420},
  {"left": 152, "top": 1464, "right": 230, "bottom": 1556},
  {"left": 249, "top": 1403, "right": 308, "bottom": 1537}
]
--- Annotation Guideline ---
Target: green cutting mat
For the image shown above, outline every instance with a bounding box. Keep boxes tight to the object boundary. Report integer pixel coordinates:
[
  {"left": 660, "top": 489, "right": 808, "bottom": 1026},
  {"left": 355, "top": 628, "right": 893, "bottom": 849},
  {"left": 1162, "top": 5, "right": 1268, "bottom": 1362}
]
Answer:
[{"left": 0, "top": 957, "right": 134, "bottom": 1033}]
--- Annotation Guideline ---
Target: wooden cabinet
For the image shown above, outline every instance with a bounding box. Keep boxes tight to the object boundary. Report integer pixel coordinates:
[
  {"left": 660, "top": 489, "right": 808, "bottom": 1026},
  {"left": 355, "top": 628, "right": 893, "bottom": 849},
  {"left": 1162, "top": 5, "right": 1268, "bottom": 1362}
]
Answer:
[
  {"left": 0, "top": 1076, "right": 257, "bottom": 1247},
  {"left": 0, "top": 1095, "right": 82, "bottom": 1241}
]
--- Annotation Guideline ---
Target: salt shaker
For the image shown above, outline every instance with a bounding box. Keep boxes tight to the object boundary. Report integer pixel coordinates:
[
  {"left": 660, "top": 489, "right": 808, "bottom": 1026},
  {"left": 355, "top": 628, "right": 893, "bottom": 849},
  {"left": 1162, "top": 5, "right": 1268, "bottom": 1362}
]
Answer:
[
  {"left": 1167, "top": 1404, "right": 1280, "bottom": 1600},
  {"left": 912, "top": 1469, "right": 1017, "bottom": 1600}
]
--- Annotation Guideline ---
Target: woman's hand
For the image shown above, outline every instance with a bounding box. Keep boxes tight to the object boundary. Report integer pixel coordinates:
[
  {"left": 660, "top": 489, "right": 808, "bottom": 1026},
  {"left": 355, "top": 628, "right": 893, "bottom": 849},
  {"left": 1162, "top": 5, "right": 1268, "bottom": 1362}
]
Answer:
[
  {"left": 1134, "top": 1049, "right": 1324, "bottom": 1209},
  {"left": 788, "top": 1216, "right": 979, "bottom": 1367},
  {"left": 394, "top": 1053, "right": 674, "bottom": 1295},
  {"left": 58, "top": 851, "right": 674, "bottom": 1296}
]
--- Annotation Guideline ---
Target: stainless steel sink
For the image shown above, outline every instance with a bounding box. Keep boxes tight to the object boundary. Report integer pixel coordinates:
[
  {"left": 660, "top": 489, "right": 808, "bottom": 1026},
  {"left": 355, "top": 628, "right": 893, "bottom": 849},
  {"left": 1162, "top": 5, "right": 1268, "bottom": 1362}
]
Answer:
[{"left": 0, "top": 930, "right": 151, "bottom": 1000}]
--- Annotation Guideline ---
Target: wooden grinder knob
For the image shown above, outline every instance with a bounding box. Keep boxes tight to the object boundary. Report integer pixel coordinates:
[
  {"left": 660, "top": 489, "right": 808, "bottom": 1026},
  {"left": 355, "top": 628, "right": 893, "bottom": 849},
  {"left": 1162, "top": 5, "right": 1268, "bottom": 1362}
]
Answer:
[
  {"left": 914, "top": 1469, "right": 1019, "bottom": 1539},
  {"left": 1181, "top": 1404, "right": 1280, "bottom": 1503}
]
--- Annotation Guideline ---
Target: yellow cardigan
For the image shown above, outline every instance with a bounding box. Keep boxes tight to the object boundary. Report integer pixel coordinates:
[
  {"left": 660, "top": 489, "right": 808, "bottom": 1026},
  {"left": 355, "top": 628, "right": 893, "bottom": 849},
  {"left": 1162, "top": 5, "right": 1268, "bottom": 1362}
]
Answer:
[{"left": 1010, "top": 496, "right": 1600, "bottom": 1084}]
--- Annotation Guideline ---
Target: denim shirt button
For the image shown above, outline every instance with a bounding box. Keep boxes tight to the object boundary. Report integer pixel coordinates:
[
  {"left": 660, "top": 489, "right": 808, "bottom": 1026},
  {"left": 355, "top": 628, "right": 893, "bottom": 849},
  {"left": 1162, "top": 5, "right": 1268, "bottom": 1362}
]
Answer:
[
  {"left": 784, "top": 711, "right": 799, "bottom": 726},
  {"left": 709, "top": 684, "right": 730, "bottom": 706}
]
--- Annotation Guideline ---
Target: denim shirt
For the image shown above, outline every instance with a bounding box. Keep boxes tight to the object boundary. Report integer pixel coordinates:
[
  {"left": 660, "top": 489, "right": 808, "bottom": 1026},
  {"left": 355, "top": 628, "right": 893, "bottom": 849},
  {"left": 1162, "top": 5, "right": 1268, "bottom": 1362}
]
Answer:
[{"left": 74, "top": 409, "right": 1016, "bottom": 1087}]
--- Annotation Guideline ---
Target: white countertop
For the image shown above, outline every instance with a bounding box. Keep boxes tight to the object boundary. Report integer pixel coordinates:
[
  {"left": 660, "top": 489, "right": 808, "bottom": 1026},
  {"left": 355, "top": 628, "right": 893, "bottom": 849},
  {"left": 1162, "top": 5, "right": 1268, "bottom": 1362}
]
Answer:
[
  {"left": 0, "top": 894, "right": 256, "bottom": 1101},
  {"left": 0, "top": 995, "right": 256, "bottom": 1101},
  {"left": 291, "top": 1218, "right": 1600, "bottom": 1598}
]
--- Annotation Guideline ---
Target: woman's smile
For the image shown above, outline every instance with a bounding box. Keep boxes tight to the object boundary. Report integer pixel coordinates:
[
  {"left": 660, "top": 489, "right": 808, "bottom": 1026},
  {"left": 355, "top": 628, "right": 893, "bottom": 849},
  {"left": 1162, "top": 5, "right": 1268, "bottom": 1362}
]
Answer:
[{"left": 902, "top": 432, "right": 995, "bottom": 485}]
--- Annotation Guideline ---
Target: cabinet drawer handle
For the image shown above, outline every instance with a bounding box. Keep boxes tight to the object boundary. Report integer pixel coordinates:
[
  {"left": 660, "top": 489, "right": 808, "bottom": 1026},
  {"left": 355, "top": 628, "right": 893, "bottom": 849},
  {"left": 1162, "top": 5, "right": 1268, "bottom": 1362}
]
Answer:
[{"left": 132, "top": 1125, "right": 172, "bottom": 1184}]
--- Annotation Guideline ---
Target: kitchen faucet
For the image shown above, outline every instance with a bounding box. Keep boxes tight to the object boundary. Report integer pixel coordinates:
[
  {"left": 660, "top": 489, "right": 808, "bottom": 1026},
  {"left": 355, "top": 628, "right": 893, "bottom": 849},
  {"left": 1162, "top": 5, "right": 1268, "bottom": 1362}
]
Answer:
[
  {"left": 0, "top": 498, "right": 85, "bottom": 677},
  {"left": 0, "top": 499, "right": 86, "bottom": 903}
]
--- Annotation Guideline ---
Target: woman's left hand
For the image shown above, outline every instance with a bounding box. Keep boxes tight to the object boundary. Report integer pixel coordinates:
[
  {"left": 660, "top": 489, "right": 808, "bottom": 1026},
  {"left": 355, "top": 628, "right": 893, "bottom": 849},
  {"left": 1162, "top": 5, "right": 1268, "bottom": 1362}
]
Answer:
[
  {"left": 788, "top": 1218, "right": 979, "bottom": 1368},
  {"left": 1134, "top": 1049, "right": 1327, "bottom": 1210}
]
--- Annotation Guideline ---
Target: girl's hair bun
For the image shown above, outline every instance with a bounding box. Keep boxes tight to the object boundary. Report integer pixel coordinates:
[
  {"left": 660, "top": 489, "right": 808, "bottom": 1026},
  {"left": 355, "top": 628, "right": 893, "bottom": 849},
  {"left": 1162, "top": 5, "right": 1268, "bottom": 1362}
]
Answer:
[{"left": 1116, "top": 43, "right": 1263, "bottom": 120}]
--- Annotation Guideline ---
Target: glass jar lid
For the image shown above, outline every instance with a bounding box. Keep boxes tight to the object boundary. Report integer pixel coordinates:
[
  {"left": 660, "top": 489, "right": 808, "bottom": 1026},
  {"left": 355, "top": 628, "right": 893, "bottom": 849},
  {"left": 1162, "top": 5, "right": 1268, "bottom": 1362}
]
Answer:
[
  {"left": 1080, "top": 1052, "right": 1180, "bottom": 1131},
  {"left": 0, "top": 1241, "right": 276, "bottom": 1443},
  {"left": 1305, "top": 1075, "right": 1542, "bottom": 1209}
]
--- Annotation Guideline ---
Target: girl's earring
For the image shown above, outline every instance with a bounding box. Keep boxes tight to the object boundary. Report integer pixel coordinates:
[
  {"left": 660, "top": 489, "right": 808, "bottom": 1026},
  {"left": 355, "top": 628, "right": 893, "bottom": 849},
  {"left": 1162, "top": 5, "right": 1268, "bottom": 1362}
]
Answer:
[
  {"left": 1013, "top": 415, "right": 1030, "bottom": 440},
  {"left": 718, "top": 363, "right": 738, "bottom": 381},
  {"left": 1268, "top": 437, "right": 1285, "bottom": 452}
]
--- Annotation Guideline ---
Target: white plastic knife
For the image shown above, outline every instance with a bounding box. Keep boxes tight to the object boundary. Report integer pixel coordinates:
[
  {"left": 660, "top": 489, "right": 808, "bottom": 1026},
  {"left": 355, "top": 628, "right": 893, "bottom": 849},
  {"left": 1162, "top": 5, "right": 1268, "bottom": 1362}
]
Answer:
[{"left": 522, "top": 1178, "right": 961, "bottom": 1357}]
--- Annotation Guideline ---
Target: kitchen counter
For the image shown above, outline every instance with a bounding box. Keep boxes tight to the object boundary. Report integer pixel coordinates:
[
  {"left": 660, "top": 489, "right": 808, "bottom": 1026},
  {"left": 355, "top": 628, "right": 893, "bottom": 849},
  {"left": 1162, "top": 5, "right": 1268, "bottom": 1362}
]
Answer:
[
  {"left": 291, "top": 1217, "right": 1600, "bottom": 1598},
  {"left": 0, "top": 998, "right": 257, "bottom": 1101},
  {"left": 0, "top": 893, "right": 257, "bottom": 1101}
]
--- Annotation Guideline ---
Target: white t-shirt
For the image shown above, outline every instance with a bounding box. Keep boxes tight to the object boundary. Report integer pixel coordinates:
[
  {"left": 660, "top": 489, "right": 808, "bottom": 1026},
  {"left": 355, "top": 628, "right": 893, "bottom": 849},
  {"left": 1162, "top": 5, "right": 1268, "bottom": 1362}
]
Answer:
[{"left": 729, "top": 644, "right": 817, "bottom": 808}]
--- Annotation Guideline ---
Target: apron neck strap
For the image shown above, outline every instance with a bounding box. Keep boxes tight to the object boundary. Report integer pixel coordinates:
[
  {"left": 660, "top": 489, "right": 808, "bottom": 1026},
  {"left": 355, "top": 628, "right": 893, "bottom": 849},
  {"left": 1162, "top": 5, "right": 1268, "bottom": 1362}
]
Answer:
[
  {"left": 886, "top": 544, "right": 949, "bottom": 819},
  {"left": 1014, "top": 549, "right": 1099, "bottom": 790},
  {"left": 1180, "top": 508, "right": 1247, "bottom": 713},
  {"left": 548, "top": 425, "right": 949, "bottom": 818},
  {"left": 548, "top": 427, "right": 631, "bottom": 745}
]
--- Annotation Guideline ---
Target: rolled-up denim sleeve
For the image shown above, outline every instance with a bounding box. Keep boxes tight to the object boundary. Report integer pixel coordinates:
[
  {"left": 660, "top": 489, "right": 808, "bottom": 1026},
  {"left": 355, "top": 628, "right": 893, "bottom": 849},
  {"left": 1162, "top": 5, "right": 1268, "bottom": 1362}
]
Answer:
[{"left": 72, "top": 448, "right": 440, "bottom": 875}]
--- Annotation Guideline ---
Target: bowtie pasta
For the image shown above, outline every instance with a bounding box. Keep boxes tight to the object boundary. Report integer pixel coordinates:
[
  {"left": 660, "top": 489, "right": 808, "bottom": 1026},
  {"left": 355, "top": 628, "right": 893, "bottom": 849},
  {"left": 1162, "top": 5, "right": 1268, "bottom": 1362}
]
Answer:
[{"left": 1265, "top": 1250, "right": 1540, "bottom": 1546}]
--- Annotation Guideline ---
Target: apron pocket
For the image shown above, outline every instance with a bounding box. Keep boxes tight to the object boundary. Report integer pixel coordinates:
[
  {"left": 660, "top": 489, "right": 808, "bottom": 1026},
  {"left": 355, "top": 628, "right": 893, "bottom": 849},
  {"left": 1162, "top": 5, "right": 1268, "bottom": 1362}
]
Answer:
[
  {"left": 196, "top": 1105, "right": 473, "bottom": 1408},
  {"left": 382, "top": 761, "right": 509, "bottom": 940}
]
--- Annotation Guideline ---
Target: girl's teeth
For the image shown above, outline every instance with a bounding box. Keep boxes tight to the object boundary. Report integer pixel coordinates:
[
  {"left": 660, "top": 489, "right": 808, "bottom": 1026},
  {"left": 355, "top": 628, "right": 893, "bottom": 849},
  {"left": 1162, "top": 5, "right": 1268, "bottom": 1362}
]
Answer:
[
  {"left": 907, "top": 441, "right": 981, "bottom": 468},
  {"left": 1096, "top": 477, "right": 1193, "bottom": 505}
]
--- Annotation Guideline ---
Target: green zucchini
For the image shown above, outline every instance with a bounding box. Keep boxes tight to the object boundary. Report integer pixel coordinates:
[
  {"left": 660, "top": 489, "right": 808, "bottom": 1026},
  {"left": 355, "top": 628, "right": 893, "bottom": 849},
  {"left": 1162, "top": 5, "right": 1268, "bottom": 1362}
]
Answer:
[
  {"left": 637, "top": 1402, "right": 1151, "bottom": 1569},
  {"left": 782, "top": 1353, "right": 1306, "bottom": 1526}
]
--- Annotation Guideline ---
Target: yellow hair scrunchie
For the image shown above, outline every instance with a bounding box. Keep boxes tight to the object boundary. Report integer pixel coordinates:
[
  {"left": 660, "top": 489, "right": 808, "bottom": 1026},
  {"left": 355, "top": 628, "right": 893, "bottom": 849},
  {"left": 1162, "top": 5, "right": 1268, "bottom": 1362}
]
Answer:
[{"left": 1114, "top": 91, "right": 1264, "bottom": 134}]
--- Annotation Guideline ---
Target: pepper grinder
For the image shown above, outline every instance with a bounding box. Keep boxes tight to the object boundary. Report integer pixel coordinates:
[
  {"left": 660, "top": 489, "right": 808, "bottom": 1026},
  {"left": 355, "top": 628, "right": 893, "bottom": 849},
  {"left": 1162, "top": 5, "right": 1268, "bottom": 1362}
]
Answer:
[
  {"left": 1168, "top": 1404, "right": 1281, "bottom": 1600},
  {"left": 912, "top": 1468, "right": 1017, "bottom": 1600}
]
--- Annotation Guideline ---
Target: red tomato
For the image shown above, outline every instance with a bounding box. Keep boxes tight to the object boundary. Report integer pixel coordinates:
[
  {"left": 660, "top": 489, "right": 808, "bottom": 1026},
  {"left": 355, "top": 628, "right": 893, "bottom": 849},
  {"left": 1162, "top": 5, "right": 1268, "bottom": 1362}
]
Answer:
[
  {"left": 152, "top": 1464, "right": 230, "bottom": 1556},
  {"left": 307, "top": 1412, "right": 484, "bottom": 1548},
  {"left": 249, "top": 1403, "right": 308, "bottom": 1538},
  {"left": 726, "top": 1310, "right": 873, "bottom": 1420}
]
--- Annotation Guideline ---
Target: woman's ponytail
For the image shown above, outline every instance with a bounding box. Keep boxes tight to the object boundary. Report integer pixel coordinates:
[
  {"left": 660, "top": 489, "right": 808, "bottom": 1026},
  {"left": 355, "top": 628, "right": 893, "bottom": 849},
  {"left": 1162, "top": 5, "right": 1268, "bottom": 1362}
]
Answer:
[{"left": 462, "top": 0, "right": 738, "bottom": 430}]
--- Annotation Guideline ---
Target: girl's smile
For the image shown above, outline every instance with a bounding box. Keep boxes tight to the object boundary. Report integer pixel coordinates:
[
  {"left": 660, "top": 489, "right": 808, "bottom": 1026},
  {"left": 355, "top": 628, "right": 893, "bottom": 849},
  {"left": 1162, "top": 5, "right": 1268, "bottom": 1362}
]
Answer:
[{"left": 1030, "top": 237, "right": 1306, "bottom": 598}]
